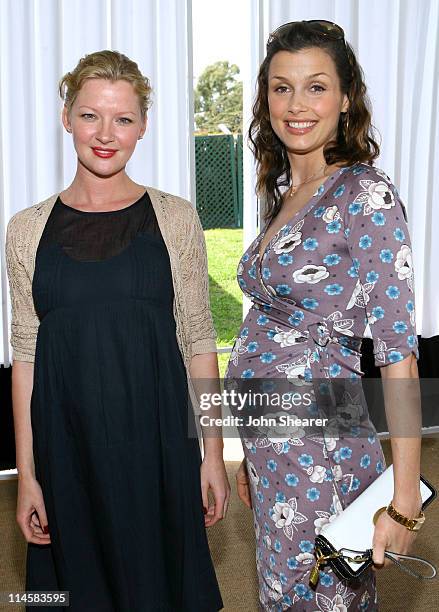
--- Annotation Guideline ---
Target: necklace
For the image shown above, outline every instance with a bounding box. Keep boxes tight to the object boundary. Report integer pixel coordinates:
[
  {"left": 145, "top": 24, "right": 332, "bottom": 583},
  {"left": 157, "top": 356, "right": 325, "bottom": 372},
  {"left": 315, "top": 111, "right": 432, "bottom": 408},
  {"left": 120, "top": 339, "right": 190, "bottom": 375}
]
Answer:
[{"left": 289, "top": 163, "right": 327, "bottom": 197}]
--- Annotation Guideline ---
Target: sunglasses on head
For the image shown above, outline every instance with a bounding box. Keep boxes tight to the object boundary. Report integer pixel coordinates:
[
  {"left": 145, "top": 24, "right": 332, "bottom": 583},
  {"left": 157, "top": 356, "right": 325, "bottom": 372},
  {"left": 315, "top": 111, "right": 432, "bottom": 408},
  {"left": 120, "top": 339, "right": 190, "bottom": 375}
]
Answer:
[{"left": 267, "top": 19, "right": 345, "bottom": 50}]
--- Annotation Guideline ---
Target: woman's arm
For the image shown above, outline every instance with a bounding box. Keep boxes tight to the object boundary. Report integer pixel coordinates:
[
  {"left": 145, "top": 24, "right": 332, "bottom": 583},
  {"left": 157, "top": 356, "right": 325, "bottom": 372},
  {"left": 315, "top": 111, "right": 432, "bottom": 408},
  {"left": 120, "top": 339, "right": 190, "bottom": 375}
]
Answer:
[
  {"left": 372, "top": 352, "right": 423, "bottom": 568},
  {"left": 12, "top": 361, "right": 36, "bottom": 479}
]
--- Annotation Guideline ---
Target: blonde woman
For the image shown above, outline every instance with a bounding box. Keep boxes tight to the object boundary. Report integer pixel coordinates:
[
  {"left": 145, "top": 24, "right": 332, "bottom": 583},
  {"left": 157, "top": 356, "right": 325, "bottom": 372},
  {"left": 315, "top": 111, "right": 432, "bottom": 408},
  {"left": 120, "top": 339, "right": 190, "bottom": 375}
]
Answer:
[{"left": 6, "top": 50, "right": 228, "bottom": 611}]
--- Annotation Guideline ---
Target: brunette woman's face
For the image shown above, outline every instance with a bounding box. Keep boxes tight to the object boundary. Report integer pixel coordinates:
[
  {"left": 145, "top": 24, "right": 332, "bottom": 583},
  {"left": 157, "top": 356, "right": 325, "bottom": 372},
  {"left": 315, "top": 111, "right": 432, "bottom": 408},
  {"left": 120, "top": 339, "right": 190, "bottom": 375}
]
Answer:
[
  {"left": 267, "top": 47, "right": 348, "bottom": 156},
  {"left": 62, "top": 78, "right": 147, "bottom": 178}
]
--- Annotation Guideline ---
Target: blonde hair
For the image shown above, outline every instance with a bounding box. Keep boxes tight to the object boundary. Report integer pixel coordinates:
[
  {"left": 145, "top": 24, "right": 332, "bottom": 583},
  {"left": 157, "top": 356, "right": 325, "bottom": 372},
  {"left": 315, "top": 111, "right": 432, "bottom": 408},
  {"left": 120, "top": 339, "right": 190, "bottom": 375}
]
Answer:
[{"left": 59, "top": 50, "right": 152, "bottom": 118}]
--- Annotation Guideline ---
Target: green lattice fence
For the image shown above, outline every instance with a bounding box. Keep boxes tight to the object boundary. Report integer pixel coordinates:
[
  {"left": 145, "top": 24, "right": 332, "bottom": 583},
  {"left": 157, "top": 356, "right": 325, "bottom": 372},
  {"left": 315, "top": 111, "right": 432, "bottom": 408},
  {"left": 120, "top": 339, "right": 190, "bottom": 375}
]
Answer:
[{"left": 195, "top": 134, "right": 243, "bottom": 229}]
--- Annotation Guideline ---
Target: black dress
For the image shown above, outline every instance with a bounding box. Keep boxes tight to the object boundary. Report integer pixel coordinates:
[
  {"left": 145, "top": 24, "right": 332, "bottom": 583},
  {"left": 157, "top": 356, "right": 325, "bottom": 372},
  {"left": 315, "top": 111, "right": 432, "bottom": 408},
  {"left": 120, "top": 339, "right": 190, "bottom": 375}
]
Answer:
[{"left": 27, "top": 190, "right": 223, "bottom": 611}]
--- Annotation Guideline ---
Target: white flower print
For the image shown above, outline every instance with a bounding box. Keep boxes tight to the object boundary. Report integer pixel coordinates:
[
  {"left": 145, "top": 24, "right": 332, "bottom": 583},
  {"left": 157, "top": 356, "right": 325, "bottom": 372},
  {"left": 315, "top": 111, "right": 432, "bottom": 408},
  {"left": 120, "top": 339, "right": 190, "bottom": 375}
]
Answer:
[
  {"left": 271, "top": 497, "right": 308, "bottom": 540},
  {"left": 263, "top": 534, "right": 272, "bottom": 550},
  {"left": 326, "top": 311, "right": 355, "bottom": 336},
  {"left": 237, "top": 261, "right": 244, "bottom": 275},
  {"left": 246, "top": 459, "right": 259, "bottom": 492},
  {"left": 394, "top": 244, "right": 414, "bottom": 291},
  {"left": 273, "top": 219, "right": 304, "bottom": 254},
  {"left": 314, "top": 494, "right": 343, "bottom": 535},
  {"left": 308, "top": 465, "right": 327, "bottom": 483},
  {"left": 266, "top": 576, "right": 283, "bottom": 602},
  {"left": 346, "top": 278, "right": 375, "bottom": 310},
  {"left": 352, "top": 179, "right": 396, "bottom": 215},
  {"left": 272, "top": 326, "right": 308, "bottom": 347},
  {"left": 277, "top": 355, "right": 313, "bottom": 385},
  {"left": 332, "top": 465, "right": 343, "bottom": 482},
  {"left": 229, "top": 335, "right": 249, "bottom": 366},
  {"left": 296, "top": 551, "right": 315, "bottom": 564},
  {"left": 322, "top": 205, "right": 340, "bottom": 223},
  {"left": 313, "top": 583, "right": 356, "bottom": 612},
  {"left": 292, "top": 264, "right": 330, "bottom": 284},
  {"left": 255, "top": 430, "right": 305, "bottom": 455}
]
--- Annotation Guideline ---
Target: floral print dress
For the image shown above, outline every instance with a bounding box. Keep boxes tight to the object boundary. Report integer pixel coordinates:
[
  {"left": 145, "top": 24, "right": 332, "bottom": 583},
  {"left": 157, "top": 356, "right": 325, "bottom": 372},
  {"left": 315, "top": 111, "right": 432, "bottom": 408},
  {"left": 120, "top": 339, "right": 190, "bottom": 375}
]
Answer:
[{"left": 225, "top": 163, "right": 418, "bottom": 611}]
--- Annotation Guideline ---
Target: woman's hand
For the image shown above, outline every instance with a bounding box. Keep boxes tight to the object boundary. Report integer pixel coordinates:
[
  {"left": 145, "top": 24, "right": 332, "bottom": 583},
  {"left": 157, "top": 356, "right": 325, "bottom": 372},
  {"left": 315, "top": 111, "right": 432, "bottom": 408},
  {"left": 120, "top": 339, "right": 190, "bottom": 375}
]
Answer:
[
  {"left": 200, "top": 455, "right": 231, "bottom": 527},
  {"left": 17, "top": 475, "right": 51, "bottom": 545},
  {"left": 236, "top": 458, "right": 252, "bottom": 509},
  {"left": 372, "top": 496, "right": 422, "bottom": 570}
]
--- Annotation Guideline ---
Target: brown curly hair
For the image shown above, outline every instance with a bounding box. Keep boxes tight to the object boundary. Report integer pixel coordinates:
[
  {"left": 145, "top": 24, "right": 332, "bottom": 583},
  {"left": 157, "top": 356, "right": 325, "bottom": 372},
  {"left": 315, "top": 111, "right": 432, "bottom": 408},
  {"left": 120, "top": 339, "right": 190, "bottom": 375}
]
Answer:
[
  {"left": 250, "top": 22, "right": 380, "bottom": 223},
  {"left": 59, "top": 50, "right": 152, "bottom": 119}
]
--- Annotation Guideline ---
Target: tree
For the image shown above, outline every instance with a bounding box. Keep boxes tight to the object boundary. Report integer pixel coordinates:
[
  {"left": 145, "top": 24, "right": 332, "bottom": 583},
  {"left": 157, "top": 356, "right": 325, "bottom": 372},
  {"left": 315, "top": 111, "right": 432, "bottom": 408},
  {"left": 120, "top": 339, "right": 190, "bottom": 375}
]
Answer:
[{"left": 194, "top": 61, "right": 243, "bottom": 134}]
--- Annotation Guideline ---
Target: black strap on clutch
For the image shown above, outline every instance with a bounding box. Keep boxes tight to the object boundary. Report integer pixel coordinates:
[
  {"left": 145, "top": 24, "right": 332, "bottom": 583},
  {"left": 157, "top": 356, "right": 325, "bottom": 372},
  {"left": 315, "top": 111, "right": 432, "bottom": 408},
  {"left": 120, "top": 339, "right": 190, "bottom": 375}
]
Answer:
[{"left": 310, "top": 536, "right": 437, "bottom": 589}]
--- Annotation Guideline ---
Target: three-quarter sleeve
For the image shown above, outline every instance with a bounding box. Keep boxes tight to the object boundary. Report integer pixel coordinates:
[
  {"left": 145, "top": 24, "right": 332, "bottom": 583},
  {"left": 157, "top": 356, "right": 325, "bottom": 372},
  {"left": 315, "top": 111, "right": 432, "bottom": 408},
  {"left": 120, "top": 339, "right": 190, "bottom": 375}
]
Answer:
[
  {"left": 5, "top": 212, "right": 40, "bottom": 362},
  {"left": 343, "top": 168, "right": 419, "bottom": 367},
  {"left": 179, "top": 202, "right": 217, "bottom": 357}
]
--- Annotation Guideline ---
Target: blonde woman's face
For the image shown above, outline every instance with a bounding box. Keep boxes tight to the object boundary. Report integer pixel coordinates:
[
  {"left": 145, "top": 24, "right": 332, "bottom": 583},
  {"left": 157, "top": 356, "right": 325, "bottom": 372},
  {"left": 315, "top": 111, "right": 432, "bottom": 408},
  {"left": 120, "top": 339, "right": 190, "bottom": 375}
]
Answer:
[
  {"left": 267, "top": 48, "right": 349, "bottom": 155},
  {"left": 62, "top": 78, "right": 146, "bottom": 177}
]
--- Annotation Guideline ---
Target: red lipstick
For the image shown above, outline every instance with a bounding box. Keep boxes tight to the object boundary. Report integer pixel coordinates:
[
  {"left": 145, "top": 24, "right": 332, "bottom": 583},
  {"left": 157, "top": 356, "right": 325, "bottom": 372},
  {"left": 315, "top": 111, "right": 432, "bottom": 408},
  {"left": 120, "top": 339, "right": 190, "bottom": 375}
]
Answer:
[{"left": 92, "top": 147, "right": 117, "bottom": 158}]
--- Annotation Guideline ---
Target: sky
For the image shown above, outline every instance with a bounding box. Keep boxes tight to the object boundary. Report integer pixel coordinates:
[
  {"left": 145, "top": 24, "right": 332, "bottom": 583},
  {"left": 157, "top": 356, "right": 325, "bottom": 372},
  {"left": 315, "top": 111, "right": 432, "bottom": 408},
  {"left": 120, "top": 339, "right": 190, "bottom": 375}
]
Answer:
[{"left": 192, "top": 0, "right": 246, "bottom": 82}]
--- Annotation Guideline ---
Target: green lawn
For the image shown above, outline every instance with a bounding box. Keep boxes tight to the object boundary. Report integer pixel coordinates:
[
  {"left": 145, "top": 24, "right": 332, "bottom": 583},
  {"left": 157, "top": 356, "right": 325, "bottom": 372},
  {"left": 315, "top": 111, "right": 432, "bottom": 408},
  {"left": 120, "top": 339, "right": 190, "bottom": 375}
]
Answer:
[{"left": 204, "top": 228, "right": 243, "bottom": 377}]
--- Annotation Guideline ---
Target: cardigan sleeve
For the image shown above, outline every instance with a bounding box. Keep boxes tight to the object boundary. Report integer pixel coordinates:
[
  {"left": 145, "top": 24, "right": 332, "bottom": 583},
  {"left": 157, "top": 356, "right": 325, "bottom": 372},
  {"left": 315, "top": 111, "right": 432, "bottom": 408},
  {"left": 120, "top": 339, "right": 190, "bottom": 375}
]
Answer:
[
  {"left": 5, "top": 212, "right": 40, "bottom": 363},
  {"left": 179, "top": 202, "right": 217, "bottom": 356}
]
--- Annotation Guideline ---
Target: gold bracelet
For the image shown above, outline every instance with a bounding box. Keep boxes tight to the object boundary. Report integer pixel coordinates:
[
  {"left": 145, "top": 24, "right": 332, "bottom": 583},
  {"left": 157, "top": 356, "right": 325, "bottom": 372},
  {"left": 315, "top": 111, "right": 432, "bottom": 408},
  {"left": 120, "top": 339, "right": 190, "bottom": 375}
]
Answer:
[{"left": 373, "top": 502, "right": 425, "bottom": 531}]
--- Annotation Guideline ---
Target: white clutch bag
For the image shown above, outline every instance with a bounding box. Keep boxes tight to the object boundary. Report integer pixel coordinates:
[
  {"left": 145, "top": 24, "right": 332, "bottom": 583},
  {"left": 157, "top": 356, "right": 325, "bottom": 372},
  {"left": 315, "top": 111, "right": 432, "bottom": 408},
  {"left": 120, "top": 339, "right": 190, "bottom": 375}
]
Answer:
[{"left": 310, "top": 464, "right": 437, "bottom": 589}]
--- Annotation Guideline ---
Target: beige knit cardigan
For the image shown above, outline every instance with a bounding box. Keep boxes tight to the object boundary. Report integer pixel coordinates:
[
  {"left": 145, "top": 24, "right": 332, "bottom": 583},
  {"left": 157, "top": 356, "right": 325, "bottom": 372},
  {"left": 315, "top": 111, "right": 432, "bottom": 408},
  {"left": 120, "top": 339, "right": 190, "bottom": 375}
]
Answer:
[{"left": 5, "top": 187, "right": 217, "bottom": 370}]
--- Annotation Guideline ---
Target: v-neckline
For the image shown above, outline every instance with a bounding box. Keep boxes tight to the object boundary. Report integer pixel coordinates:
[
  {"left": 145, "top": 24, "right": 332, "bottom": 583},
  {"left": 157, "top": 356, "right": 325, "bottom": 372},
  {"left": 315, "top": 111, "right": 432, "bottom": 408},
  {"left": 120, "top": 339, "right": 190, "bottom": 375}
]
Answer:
[{"left": 256, "top": 163, "right": 353, "bottom": 263}]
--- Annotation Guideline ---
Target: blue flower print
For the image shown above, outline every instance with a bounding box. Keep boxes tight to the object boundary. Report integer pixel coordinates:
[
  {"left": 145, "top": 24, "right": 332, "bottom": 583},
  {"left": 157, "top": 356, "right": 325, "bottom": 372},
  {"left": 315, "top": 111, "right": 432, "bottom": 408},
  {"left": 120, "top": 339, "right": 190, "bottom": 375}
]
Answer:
[
  {"left": 340, "top": 446, "right": 353, "bottom": 460},
  {"left": 257, "top": 491, "right": 264, "bottom": 503},
  {"left": 242, "top": 253, "right": 249, "bottom": 262},
  {"left": 344, "top": 228, "right": 351, "bottom": 238},
  {"left": 366, "top": 270, "right": 379, "bottom": 283},
  {"left": 279, "top": 572, "right": 288, "bottom": 586},
  {"left": 261, "top": 476, "right": 270, "bottom": 488},
  {"left": 241, "top": 327, "right": 249, "bottom": 337},
  {"left": 360, "top": 454, "right": 371, "bottom": 469},
  {"left": 326, "top": 220, "right": 342, "bottom": 234},
  {"left": 352, "top": 165, "right": 367, "bottom": 175},
  {"left": 274, "top": 539, "right": 282, "bottom": 553},
  {"left": 238, "top": 277, "right": 247, "bottom": 289},
  {"left": 241, "top": 369, "right": 254, "bottom": 379},
  {"left": 307, "top": 487, "right": 320, "bottom": 502},
  {"left": 248, "top": 264, "right": 257, "bottom": 279},
  {"left": 386, "top": 285, "right": 400, "bottom": 299},
  {"left": 319, "top": 572, "right": 334, "bottom": 587},
  {"left": 266, "top": 330, "right": 276, "bottom": 340},
  {"left": 388, "top": 350, "right": 403, "bottom": 363},
  {"left": 257, "top": 315, "right": 269, "bottom": 325},
  {"left": 263, "top": 304, "right": 272, "bottom": 312},
  {"left": 261, "top": 352, "right": 276, "bottom": 364},
  {"left": 294, "top": 584, "right": 308, "bottom": 598},
  {"left": 262, "top": 267, "right": 271, "bottom": 280},
  {"left": 329, "top": 363, "right": 342, "bottom": 377},
  {"left": 275, "top": 492, "right": 286, "bottom": 503},
  {"left": 314, "top": 205, "right": 326, "bottom": 218},
  {"left": 371, "top": 212, "right": 386, "bottom": 226},
  {"left": 348, "top": 263, "right": 359, "bottom": 278},
  {"left": 323, "top": 253, "right": 341, "bottom": 266},
  {"left": 394, "top": 227, "right": 405, "bottom": 241},
  {"left": 298, "top": 453, "right": 313, "bottom": 467},
  {"left": 393, "top": 321, "right": 408, "bottom": 334},
  {"left": 359, "top": 234, "right": 373, "bottom": 249},
  {"left": 267, "top": 459, "right": 277, "bottom": 472},
  {"left": 278, "top": 253, "right": 293, "bottom": 266},
  {"left": 247, "top": 341, "right": 259, "bottom": 352},
  {"left": 340, "top": 483, "right": 350, "bottom": 495},
  {"left": 406, "top": 300, "right": 415, "bottom": 314},
  {"left": 269, "top": 553, "right": 276, "bottom": 568},
  {"left": 380, "top": 249, "right": 394, "bottom": 263},
  {"left": 285, "top": 473, "right": 299, "bottom": 486},
  {"left": 368, "top": 434, "right": 376, "bottom": 444},
  {"left": 276, "top": 284, "right": 291, "bottom": 296},
  {"left": 407, "top": 335, "right": 417, "bottom": 348},
  {"left": 348, "top": 201, "right": 362, "bottom": 215},
  {"left": 303, "top": 237, "right": 318, "bottom": 250},
  {"left": 372, "top": 306, "right": 385, "bottom": 319},
  {"left": 289, "top": 311, "right": 305, "bottom": 326},
  {"left": 299, "top": 540, "right": 314, "bottom": 553},
  {"left": 324, "top": 283, "right": 343, "bottom": 296},
  {"left": 301, "top": 297, "right": 319, "bottom": 310},
  {"left": 333, "top": 184, "right": 345, "bottom": 198},
  {"left": 316, "top": 184, "right": 325, "bottom": 196},
  {"left": 376, "top": 460, "right": 385, "bottom": 474},
  {"left": 287, "top": 557, "right": 298, "bottom": 570},
  {"left": 351, "top": 477, "right": 361, "bottom": 490}
]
